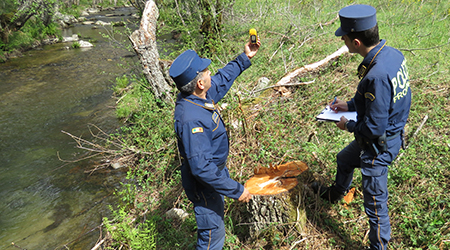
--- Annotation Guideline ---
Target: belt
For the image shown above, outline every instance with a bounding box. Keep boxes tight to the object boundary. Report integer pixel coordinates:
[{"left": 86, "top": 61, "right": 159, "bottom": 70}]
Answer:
[{"left": 387, "top": 130, "right": 402, "bottom": 141}]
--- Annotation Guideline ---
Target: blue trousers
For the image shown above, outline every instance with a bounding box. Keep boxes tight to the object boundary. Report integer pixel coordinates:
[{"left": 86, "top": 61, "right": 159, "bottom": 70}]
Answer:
[
  {"left": 334, "top": 138, "right": 402, "bottom": 250},
  {"left": 193, "top": 191, "right": 225, "bottom": 250}
]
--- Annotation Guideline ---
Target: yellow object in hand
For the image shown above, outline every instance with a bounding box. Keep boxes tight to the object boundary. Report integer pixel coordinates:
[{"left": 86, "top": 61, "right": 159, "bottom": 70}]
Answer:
[{"left": 249, "top": 28, "right": 257, "bottom": 44}]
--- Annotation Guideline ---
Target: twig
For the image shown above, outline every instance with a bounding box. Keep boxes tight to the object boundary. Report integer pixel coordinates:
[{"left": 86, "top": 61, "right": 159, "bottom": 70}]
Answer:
[
  {"left": 411, "top": 115, "right": 429, "bottom": 140},
  {"left": 343, "top": 215, "right": 366, "bottom": 224},
  {"left": 11, "top": 242, "right": 26, "bottom": 250},
  {"left": 55, "top": 224, "right": 104, "bottom": 250},
  {"left": 49, "top": 161, "right": 72, "bottom": 172},
  {"left": 174, "top": 0, "right": 190, "bottom": 36},
  {"left": 115, "top": 93, "right": 127, "bottom": 104},
  {"left": 268, "top": 29, "right": 297, "bottom": 63},
  {"left": 268, "top": 39, "right": 286, "bottom": 63},
  {"left": 252, "top": 79, "right": 316, "bottom": 94},
  {"left": 61, "top": 130, "right": 109, "bottom": 151},
  {"left": 319, "top": 15, "right": 339, "bottom": 27},
  {"left": 297, "top": 35, "right": 313, "bottom": 49},
  {"left": 61, "top": 129, "right": 153, "bottom": 157},
  {"left": 267, "top": 31, "right": 291, "bottom": 39},
  {"left": 289, "top": 238, "right": 307, "bottom": 250},
  {"left": 57, "top": 151, "right": 104, "bottom": 163},
  {"left": 85, "top": 164, "right": 110, "bottom": 175},
  {"left": 363, "top": 229, "right": 370, "bottom": 244},
  {"left": 398, "top": 41, "right": 450, "bottom": 53},
  {"left": 277, "top": 152, "right": 289, "bottom": 166},
  {"left": 91, "top": 238, "right": 105, "bottom": 250},
  {"left": 88, "top": 123, "right": 117, "bottom": 142}
]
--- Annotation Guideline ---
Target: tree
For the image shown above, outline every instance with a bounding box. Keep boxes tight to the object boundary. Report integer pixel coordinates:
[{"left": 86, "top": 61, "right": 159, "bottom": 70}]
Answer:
[
  {"left": 128, "top": 0, "right": 146, "bottom": 14},
  {"left": 0, "top": 0, "right": 56, "bottom": 44},
  {"left": 199, "top": 0, "right": 224, "bottom": 53},
  {"left": 129, "top": 0, "right": 174, "bottom": 104},
  {"left": 158, "top": 0, "right": 231, "bottom": 54}
]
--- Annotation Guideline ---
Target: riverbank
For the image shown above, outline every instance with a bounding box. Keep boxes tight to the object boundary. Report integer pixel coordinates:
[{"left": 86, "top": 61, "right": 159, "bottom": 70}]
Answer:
[
  {"left": 0, "top": 6, "right": 139, "bottom": 249},
  {"left": 1, "top": 4, "right": 138, "bottom": 62}
]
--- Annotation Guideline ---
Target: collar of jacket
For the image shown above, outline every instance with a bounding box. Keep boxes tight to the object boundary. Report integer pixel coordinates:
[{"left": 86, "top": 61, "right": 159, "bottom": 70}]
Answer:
[
  {"left": 357, "top": 39, "right": 387, "bottom": 79},
  {"left": 178, "top": 93, "right": 216, "bottom": 111}
]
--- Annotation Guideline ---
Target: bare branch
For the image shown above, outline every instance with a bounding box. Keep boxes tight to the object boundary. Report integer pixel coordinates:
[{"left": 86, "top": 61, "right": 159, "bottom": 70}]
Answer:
[
  {"left": 398, "top": 41, "right": 450, "bottom": 53},
  {"left": 91, "top": 238, "right": 105, "bottom": 250},
  {"left": 252, "top": 79, "right": 316, "bottom": 94},
  {"left": 57, "top": 150, "right": 105, "bottom": 163},
  {"left": 174, "top": 0, "right": 190, "bottom": 35}
]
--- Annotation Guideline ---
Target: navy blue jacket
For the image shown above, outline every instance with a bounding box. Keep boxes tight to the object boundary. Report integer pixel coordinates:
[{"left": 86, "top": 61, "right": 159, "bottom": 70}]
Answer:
[
  {"left": 346, "top": 40, "right": 411, "bottom": 140},
  {"left": 174, "top": 53, "right": 251, "bottom": 201}
]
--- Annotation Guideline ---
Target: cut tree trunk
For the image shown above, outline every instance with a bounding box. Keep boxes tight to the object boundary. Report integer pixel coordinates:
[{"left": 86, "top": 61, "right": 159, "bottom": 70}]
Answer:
[
  {"left": 244, "top": 161, "right": 314, "bottom": 238},
  {"left": 129, "top": 0, "right": 174, "bottom": 105}
]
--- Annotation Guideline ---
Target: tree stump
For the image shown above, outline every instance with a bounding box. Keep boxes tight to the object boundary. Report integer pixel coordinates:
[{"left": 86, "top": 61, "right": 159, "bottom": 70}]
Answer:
[
  {"left": 129, "top": 0, "right": 174, "bottom": 105},
  {"left": 244, "top": 161, "right": 313, "bottom": 238}
]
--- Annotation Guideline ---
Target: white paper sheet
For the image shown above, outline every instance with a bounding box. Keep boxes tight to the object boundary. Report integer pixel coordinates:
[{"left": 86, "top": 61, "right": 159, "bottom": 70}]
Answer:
[{"left": 316, "top": 106, "right": 357, "bottom": 122}]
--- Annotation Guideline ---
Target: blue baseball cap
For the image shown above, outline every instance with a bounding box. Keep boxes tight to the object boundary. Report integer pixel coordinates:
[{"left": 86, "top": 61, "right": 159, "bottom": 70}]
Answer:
[
  {"left": 335, "top": 5, "right": 377, "bottom": 36},
  {"left": 169, "top": 50, "right": 211, "bottom": 89}
]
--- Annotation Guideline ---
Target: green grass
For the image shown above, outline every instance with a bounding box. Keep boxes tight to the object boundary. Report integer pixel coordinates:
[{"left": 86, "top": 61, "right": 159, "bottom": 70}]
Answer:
[{"left": 105, "top": 0, "right": 450, "bottom": 249}]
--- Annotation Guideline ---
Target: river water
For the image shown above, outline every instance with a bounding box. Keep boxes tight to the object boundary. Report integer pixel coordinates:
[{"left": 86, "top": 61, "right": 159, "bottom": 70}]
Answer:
[{"left": 0, "top": 7, "right": 139, "bottom": 249}]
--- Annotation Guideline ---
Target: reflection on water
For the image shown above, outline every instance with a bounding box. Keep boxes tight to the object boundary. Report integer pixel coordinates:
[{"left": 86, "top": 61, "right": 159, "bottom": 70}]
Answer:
[{"left": 0, "top": 7, "right": 138, "bottom": 249}]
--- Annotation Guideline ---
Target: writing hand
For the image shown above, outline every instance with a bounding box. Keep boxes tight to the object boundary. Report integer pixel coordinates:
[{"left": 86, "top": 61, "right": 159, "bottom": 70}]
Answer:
[{"left": 330, "top": 97, "right": 349, "bottom": 113}]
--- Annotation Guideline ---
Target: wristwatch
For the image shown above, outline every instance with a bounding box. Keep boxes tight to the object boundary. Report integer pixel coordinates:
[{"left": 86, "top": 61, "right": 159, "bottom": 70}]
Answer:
[{"left": 344, "top": 120, "right": 349, "bottom": 131}]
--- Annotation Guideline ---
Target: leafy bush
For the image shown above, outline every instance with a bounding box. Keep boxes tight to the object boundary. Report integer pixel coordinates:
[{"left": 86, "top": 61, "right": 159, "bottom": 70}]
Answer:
[
  {"left": 103, "top": 205, "right": 157, "bottom": 250},
  {"left": 6, "top": 31, "right": 34, "bottom": 51},
  {"left": 3, "top": 16, "right": 60, "bottom": 52},
  {"left": 22, "top": 18, "right": 59, "bottom": 40},
  {"left": 112, "top": 75, "right": 130, "bottom": 95}
]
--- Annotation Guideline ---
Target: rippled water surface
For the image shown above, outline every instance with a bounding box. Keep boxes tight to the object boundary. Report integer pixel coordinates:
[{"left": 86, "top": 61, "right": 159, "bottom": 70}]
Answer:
[{"left": 0, "top": 7, "right": 138, "bottom": 249}]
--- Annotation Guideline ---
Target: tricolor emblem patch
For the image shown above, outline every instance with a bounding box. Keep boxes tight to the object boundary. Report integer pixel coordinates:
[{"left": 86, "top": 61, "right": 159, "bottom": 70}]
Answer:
[{"left": 192, "top": 127, "right": 204, "bottom": 134}]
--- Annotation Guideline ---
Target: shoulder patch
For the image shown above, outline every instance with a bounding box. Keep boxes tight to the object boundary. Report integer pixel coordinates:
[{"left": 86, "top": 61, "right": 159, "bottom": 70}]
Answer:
[
  {"left": 364, "top": 92, "right": 376, "bottom": 102},
  {"left": 212, "top": 112, "right": 220, "bottom": 124},
  {"left": 192, "top": 127, "right": 204, "bottom": 134}
]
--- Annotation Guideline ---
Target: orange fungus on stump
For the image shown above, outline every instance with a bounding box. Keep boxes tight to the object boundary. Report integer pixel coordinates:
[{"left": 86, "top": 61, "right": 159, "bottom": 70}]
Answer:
[{"left": 244, "top": 161, "right": 308, "bottom": 196}]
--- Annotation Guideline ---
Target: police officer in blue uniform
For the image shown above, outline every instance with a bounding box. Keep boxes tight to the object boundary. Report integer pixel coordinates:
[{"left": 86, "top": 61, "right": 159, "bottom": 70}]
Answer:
[
  {"left": 312, "top": 5, "right": 412, "bottom": 250},
  {"left": 170, "top": 39, "right": 260, "bottom": 250}
]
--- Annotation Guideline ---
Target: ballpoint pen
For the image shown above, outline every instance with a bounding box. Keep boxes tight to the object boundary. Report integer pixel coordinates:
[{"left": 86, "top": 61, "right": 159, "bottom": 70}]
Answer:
[
  {"left": 331, "top": 97, "right": 337, "bottom": 111},
  {"left": 332, "top": 96, "right": 337, "bottom": 105}
]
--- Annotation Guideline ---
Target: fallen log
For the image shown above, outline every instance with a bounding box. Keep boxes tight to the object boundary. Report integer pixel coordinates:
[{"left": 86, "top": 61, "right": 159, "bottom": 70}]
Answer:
[{"left": 275, "top": 45, "right": 348, "bottom": 87}]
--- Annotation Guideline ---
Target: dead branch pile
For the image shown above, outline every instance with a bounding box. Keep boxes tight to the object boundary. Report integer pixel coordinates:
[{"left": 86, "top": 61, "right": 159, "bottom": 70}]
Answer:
[{"left": 60, "top": 124, "right": 148, "bottom": 173}]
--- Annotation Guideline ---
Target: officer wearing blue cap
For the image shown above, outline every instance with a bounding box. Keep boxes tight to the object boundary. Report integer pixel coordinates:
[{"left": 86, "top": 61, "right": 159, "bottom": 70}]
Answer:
[
  {"left": 312, "top": 4, "right": 411, "bottom": 250},
  {"left": 171, "top": 38, "right": 261, "bottom": 250}
]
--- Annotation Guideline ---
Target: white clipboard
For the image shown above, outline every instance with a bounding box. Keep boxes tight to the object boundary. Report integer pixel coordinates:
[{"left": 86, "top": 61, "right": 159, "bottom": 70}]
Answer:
[{"left": 316, "top": 106, "right": 357, "bottom": 122}]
